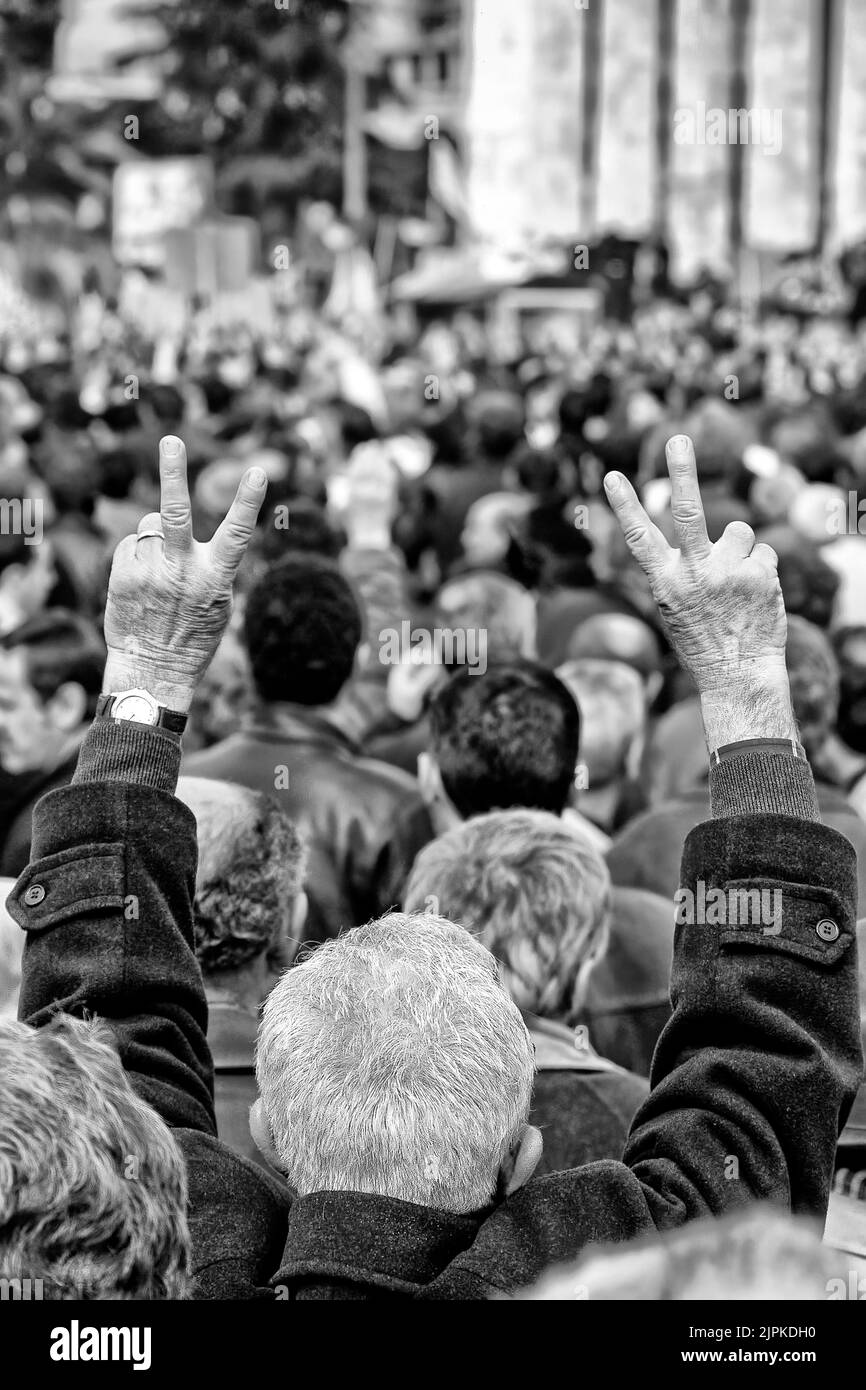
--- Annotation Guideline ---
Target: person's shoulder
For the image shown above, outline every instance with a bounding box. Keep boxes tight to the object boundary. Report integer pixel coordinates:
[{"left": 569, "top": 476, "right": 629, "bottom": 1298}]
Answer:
[
  {"left": 182, "top": 733, "right": 257, "bottom": 777},
  {"left": 350, "top": 749, "right": 424, "bottom": 799},
  {"left": 177, "top": 1129, "right": 291, "bottom": 1298}
]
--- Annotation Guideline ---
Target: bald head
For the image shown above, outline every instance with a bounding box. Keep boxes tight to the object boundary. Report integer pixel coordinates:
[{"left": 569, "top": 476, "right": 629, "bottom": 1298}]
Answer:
[{"left": 567, "top": 613, "right": 662, "bottom": 681}]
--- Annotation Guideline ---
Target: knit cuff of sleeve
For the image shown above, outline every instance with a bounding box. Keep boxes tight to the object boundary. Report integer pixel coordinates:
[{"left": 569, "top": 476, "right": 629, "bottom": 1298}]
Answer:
[
  {"left": 709, "top": 748, "right": 820, "bottom": 822},
  {"left": 71, "top": 719, "right": 182, "bottom": 794}
]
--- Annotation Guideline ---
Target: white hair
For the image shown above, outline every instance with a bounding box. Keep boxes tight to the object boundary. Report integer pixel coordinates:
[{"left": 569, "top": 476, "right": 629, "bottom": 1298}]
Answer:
[
  {"left": 404, "top": 809, "right": 611, "bottom": 1021},
  {"left": 256, "top": 912, "right": 535, "bottom": 1212}
]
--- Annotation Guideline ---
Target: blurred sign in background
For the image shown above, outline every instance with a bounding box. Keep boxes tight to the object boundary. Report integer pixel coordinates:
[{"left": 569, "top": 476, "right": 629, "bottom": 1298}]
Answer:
[{"left": 112, "top": 157, "right": 213, "bottom": 268}]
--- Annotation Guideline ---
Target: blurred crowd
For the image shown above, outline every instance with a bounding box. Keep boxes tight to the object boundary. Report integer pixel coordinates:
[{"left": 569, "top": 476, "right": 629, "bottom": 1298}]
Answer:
[{"left": 1, "top": 256, "right": 866, "bottom": 1298}]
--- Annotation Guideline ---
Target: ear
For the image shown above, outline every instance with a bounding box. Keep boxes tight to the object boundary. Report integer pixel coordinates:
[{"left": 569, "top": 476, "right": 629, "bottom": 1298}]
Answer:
[
  {"left": 417, "top": 752, "right": 462, "bottom": 832},
  {"left": 249, "top": 1098, "right": 288, "bottom": 1175},
  {"left": 46, "top": 681, "right": 87, "bottom": 733},
  {"left": 498, "top": 1124, "right": 543, "bottom": 1198},
  {"left": 417, "top": 751, "right": 443, "bottom": 808},
  {"left": 288, "top": 889, "right": 308, "bottom": 960}
]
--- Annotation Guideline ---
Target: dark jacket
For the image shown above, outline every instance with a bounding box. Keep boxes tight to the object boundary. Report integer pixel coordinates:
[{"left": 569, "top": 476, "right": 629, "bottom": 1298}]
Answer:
[
  {"left": 580, "top": 886, "right": 676, "bottom": 1077},
  {"left": 0, "top": 745, "right": 83, "bottom": 877},
  {"left": 607, "top": 780, "right": 866, "bottom": 908},
  {"left": 183, "top": 707, "right": 432, "bottom": 942},
  {"left": 13, "top": 722, "right": 863, "bottom": 1299},
  {"left": 526, "top": 1014, "right": 649, "bottom": 1174}
]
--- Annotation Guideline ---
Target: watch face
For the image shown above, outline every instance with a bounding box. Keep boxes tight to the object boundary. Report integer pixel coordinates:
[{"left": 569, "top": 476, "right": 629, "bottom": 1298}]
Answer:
[{"left": 112, "top": 692, "right": 158, "bottom": 725}]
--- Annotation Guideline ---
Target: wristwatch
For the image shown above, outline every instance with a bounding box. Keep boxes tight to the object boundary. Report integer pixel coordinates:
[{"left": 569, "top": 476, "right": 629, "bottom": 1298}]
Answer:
[{"left": 96, "top": 689, "right": 188, "bottom": 735}]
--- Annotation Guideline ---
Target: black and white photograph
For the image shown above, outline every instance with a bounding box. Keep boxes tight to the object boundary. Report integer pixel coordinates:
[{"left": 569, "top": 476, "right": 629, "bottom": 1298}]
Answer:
[{"left": 0, "top": 0, "right": 864, "bottom": 1358}]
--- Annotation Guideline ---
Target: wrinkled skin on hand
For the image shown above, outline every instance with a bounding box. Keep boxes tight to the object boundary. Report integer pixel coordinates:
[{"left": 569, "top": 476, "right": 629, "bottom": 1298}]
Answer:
[{"left": 102, "top": 435, "right": 267, "bottom": 712}]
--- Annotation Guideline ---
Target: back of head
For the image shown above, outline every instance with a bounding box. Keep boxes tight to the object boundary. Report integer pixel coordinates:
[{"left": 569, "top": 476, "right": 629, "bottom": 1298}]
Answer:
[
  {"left": 176, "top": 777, "right": 307, "bottom": 975},
  {"left": 436, "top": 573, "right": 536, "bottom": 665},
  {"left": 757, "top": 524, "right": 839, "bottom": 630},
  {"left": 0, "top": 1016, "right": 189, "bottom": 1298},
  {"left": 469, "top": 391, "right": 525, "bottom": 460},
  {"left": 405, "top": 808, "right": 611, "bottom": 1020},
  {"left": 785, "top": 614, "right": 839, "bottom": 758},
  {"left": 244, "top": 554, "right": 362, "bottom": 706},
  {"left": 556, "top": 658, "right": 646, "bottom": 785},
  {"left": 427, "top": 661, "right": 580, "bottom": 818},
  {"left": 519, "top": 1206, "right": 838, "bottom": 1301},
  {"left": 567, "top": 612, "right": 663, "bottom": 682},
  {"left": 257, "top": 911, "right": 534, "bottom": 1212}
]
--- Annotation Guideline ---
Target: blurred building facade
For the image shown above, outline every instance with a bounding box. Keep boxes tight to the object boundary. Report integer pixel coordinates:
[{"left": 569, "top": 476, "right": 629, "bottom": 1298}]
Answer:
[{"left": 367, "top": 0, "right": 866, "bottom": 278}]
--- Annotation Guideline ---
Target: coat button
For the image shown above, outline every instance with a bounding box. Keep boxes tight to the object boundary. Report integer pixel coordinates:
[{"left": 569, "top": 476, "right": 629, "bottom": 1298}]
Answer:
[
  {"left": 816, "top": 918, "right": 840, "bottom": 942},
  {"left": 23, "top": 883, "right": 45, "bottom": 906}
]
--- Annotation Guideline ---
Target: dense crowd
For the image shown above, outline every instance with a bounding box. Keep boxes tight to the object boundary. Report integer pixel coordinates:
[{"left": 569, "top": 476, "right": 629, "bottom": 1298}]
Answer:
[{"left": 0, "top": 265, "right": 865, "bottom": 1299}]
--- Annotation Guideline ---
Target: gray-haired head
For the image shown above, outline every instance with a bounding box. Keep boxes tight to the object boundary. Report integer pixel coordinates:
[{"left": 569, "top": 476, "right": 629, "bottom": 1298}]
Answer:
[
  {"left": 256, "top": 911, "right": 535, "bottom": 1212},
  {"left": 405, "top": 808, "right": 611, "bottom": 1021}
]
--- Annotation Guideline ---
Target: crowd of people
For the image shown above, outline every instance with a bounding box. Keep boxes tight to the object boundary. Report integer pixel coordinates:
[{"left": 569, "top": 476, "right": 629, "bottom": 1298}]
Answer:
[{"left": 0, "top": 257, "right": 865, "bottom": 1300}]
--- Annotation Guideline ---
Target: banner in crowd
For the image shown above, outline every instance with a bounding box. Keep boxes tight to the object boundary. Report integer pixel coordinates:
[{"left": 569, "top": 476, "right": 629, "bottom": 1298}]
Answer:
[{"left": 112, "top": 158, "right": 214, "bottom": 268}]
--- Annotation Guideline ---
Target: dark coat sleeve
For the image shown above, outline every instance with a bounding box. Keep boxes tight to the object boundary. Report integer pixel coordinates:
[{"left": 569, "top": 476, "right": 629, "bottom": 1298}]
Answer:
[
  {"left": 10, "top": 780, "right": 216, "bottom": 1135},
  {"left": 621, "top": 811, "right": 864, "bottom": 1221},
  {"left": 437, "top": 812, "right": 864, "bottom": 1295}
]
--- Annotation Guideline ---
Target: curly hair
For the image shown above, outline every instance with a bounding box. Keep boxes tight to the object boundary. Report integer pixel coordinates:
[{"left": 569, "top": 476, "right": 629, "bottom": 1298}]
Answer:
[
  {"left": 179, "top": 778, "right": 307, "bottom": 975},
  {"left": 0, "top": 1016, "right": 190, "bottom": 1299},
  {"left": 243, "top": 554, "right": 362, "bottom": 706}
]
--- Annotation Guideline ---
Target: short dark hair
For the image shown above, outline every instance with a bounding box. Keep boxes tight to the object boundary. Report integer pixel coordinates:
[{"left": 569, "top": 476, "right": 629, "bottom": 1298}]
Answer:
[
  {"left": 1, "top": 610, "right": 105, "bottom": 715},
  {"left": 427, "top": 661, "right": 580, "bottom": 819},
  {"left": 243, "top": 555, "right": 362, "bottom": 706}
]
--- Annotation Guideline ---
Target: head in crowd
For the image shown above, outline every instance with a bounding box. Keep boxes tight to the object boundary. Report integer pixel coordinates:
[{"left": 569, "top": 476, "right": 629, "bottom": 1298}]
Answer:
[
  {"left": 243, "top": 554, "right": 363, "bottom": 708},
  {"left": 419, "top": 661, "right": 580, "bottom": 833},
  {"left": 467, "top": 390, "right": 526, "bottom": 463},
  {"left": 0, "top": 609, "right": 105, "bottom": 775},
  {"left": 435, "top": 572, "right": 536, "bottom": 664},
  {"left": 0, "top": 529, "right": 56, "bottom": 637},
  {"left": 784, "top": 614, "right": 840, "bottom": 760},
  {"left": 177, "top": 779, "right": 308, "bottom": 1000},
  {"left": 566, "top": 612, "right": 664, "bottom": 705},
  {"left": 756, "top": 526, "right": 839, "bottom": 629},
  {"left": 405, "top": 808, "right": 611, "bottom": 1022},
  {"left": 556, "top": 658, "right": 647, "bottom": 787},
  {"left": 254, "top": 912, "right": 539, "bottom": 1211},
  {"left": 185, "top": 628, "right": 252, "bottom": 752},
  {"left": 252, "top": 497, "right": 342, "bottom": 570},
  {"left": 0, "top": 1016, "right": 190, "bottom": 1298},
  {"left": 459, "top": 492, "right": 534, "bottom": 570},
  {"left": 518, "top": 1206, "right": 842, "bottom": 1301}
]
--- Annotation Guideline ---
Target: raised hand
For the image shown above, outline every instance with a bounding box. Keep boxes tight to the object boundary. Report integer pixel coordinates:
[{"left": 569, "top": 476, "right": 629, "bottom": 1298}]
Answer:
[
  {"left": 604, "top": 434, "right": 796, "bottom": 751},
  {"left": 102, "top": 435, "right": 267, "bottom": 713}
]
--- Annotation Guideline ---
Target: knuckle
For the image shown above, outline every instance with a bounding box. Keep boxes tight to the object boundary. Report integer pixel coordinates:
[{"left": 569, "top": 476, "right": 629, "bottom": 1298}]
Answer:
[{"left": 672, "top": 501, "right": 703, "bottom": 523}]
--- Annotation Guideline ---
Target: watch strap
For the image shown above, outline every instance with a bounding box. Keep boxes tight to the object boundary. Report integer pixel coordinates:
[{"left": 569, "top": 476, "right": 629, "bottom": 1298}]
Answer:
[
  {"left": 97, "top": 692, "right": 188, "bottom": 735},
  {"left": 710, "top": 736, "right": 806, "bottom": 766}
]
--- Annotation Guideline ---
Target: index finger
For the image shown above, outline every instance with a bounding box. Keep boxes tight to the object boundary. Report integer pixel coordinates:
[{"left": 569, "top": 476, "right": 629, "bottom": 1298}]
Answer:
[
  {"left": 210, "top": 466, "right": 268, "bottom": 577},
  {"left": 603, "top": 471, "right": 670, "bottom": 577},
  {"left": 666, "top": 434, "right": 710, "bottom": 559},
  {"left": 159, "top": 435, "right": 193, "bottom": 552}
]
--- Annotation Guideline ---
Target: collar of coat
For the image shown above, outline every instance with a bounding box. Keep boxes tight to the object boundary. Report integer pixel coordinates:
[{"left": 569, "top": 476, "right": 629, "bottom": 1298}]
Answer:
[{"left": 522, "top": 1011, "right": 625, "bottom": 1075}]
